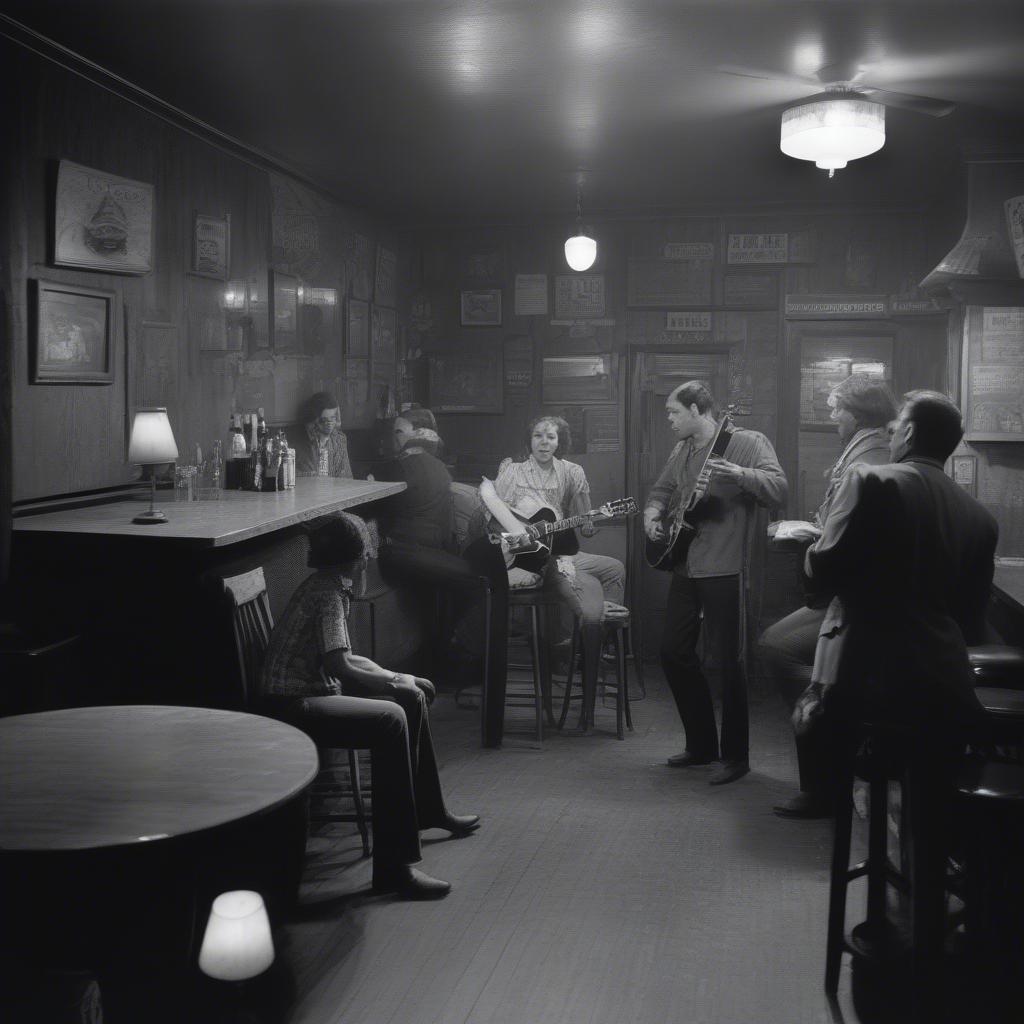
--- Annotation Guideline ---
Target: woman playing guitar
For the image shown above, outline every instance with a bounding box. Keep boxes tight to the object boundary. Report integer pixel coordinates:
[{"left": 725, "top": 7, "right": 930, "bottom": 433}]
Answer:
[{"left": 480, "top": 415, "right": 627, "bottom": 733}]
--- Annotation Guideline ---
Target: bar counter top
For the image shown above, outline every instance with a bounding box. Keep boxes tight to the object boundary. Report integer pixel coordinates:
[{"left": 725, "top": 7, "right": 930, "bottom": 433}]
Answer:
[
  {"left": 993, "top": 562, "right": 1024, "bottom": 616},
  {"left": 12, "top": 477, "right": 405, "bottom": 549}
]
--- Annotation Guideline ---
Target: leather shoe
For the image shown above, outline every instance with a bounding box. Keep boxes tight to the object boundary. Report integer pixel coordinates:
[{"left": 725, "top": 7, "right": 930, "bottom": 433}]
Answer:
[
  {"left": 773, "top": 792, "right": 832, "bottom": 819},
  {"left": 434, "top": 812, "right": 481, "bottom": 836},
  {"left": 372, "top": 864, "right": 452, "bottom": 900},
  {"left": 667, "top": 750, "right": 716, "bottom": 768},
  {"left": 708, "top": 760, "right": 750, "bottom": 785}
]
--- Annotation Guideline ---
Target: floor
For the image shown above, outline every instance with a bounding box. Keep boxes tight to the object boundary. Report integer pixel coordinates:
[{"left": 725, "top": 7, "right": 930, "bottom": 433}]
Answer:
[{"left": 277, "top": 672, "right": 851, "bottom": 1024}]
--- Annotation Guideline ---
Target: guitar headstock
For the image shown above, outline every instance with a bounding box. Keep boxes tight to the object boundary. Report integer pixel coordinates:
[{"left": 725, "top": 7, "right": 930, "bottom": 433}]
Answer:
[{"left": 596, "top": 497, "right": 639, "bottom": 519}]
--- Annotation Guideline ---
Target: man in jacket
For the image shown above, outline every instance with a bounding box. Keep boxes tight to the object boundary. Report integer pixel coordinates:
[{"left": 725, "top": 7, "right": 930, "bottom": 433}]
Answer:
[
  {"left": 644, "top": 381, "right": 788, "bottom": 784},
  {"left": 759, "top": 375, "right": 897, "bottom": 817},
  {"left": 289, "top": 391, "right": 353, "bottom": 479}
]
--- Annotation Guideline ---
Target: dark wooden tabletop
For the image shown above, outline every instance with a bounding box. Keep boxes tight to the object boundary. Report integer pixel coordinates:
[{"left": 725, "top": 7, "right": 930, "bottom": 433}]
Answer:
[
  {"left": 993, "top": 563, "right": 1024, "bottom": 616},
  {"left": 0, "top": 705, "right": 318, "bottom": 852}
]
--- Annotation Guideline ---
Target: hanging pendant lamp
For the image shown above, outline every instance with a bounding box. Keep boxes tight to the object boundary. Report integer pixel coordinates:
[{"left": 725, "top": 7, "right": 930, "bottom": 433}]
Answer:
[
  {"left": 780, "top": 96, "right": 885, "bottom": 178},
  {"left": 564, "top": 180, "right": 597, "bottom": 271}
]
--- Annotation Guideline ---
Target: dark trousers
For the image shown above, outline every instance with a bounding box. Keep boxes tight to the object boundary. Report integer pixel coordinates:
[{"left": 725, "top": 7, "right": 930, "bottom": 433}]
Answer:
[
  {"left": 758, "top": 604, "right": 831, "bottom": 798},
  {"left": 660, "top": 570, "right": 747, "bottom": 762},
  {"left": 279, "top": 684, "right": 447, "bottom": 870}
]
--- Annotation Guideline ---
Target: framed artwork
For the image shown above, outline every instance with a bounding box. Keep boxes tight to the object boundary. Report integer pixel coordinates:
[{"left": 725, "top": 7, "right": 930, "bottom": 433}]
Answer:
[
  {"left": 191, "top": 212, "right": 230, "bottom": 279},
  {"left": 460, "top": 288, "right": 502, "bottom": 327},
  {"left": 54, "top": 160, "right": 154, "bottom": 274},
  {"left": 270, "top": 269, "right": 299, "bottom": 351},
  {"left": 541, "top": 354, "right": 617, "bottom": 404},
  {"left": 301, "top": 286, "right": 338, "bottom": 356},
  {"left": 951, "top": 454, "right": 977, "bottom": 497},
  {"left": 347, "top": 298, "right": 369, "bottom": 357},
  {"left": 372, "top": 305, "right": 397, "bottom": 363},
  {"left": 32, "top": 279, "right": 115, "bottom": 384},
  {"left": 374, "top": 245, "right": 397, "bottom": 307},
  {"left": 428, "top": 348, "right": 504, "bottom": 413}
]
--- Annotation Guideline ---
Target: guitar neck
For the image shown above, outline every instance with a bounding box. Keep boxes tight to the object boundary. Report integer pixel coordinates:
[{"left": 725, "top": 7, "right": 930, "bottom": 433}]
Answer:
[{"left": 532, "top": 511, "right": 600, "bottom": 537}]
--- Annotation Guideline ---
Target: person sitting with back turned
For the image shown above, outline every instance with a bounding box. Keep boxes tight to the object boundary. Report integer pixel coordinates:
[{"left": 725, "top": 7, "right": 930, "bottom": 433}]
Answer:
[
  {"left": 759, "top": 375, "right": 896, "bottom": 818},
  {"left": 800, "top": 392, "right": 995, "bottom": 1015},
  {"left": 261, "top": 513, "right": 479, "bottom": 900},
  {"left": 288, "top": 390, "right": 353, "bottom": 479}
]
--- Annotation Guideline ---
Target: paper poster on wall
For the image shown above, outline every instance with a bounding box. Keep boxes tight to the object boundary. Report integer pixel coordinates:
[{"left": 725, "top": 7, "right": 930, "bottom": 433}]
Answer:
[
  {"left": 1005, "top": 196, "right": 1024, "bottom": 278},
  {"left": 503, "top": 335, "right": 534, "bottom": 389},
  {"left": 727, "top": 233, "right": 788, "bottom": 265},
  {"left": 374, "top": 246, "right": 397, "bottom": 307},
  {"left": 514, "top": 274, "right": 548, "bottom": 315},
  {"left": 429, "top": 348, "right": 503, "bottom": 413},
  {"left": 963, "top": 306, "right": 1024, "bottom": 440},
  {"left": 585, "top": 406, "right": 620, "bottom": 452},
  {"left": 555, "top": 275, "right": 605, "bottom": 318}
]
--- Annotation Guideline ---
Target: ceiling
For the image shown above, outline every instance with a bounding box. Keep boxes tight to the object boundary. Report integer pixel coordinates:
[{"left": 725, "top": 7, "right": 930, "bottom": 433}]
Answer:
[{"left": 4, "top": 1, "right": 1024, "bottom": 223}]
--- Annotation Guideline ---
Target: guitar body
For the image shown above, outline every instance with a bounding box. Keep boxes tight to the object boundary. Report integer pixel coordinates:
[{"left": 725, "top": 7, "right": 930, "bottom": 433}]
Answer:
[
  {"left": 644, "top": 414, "right": 734, "bottom": 572},
  {"left": 505, "top": 507, "right": 579, "bottom": 574}
]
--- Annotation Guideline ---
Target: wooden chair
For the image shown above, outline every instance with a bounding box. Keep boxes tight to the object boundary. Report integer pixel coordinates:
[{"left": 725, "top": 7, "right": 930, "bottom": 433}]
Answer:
[{"left": 221, "top": 567, "right": 370, "bottom": 858}]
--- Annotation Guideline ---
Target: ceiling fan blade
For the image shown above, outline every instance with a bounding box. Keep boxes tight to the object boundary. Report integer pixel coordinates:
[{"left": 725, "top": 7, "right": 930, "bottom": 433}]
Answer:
[
  {"left": 714, "top": 64, "right": 817, "bottom": 87},
  {"left": 858, "top": 87, "right": 956, "bottom": 118}
]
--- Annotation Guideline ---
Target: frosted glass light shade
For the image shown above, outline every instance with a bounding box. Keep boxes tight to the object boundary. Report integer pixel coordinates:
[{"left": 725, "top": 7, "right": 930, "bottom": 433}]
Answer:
[
  {"left": 127, "top": 408, "right": 179, "bottom": 465},
  {"left": 564, "top": 232, "right": 597, "bottom": 271},
  {"left": 198, "top": 890, "right": 275, "bottom": 981},
  {"left": 780, "top": 98, "right": 885, "bottom": 171}
]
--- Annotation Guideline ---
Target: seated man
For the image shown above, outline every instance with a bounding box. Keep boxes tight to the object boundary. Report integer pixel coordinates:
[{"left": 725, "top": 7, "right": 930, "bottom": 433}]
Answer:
[
  {"left": 759, "top": 374, "right": 896, "bottom": 817},
  {"left": 261, "top": 513, "right": 479, "bottom": 900},
  {"left": 288, "top": 390, "right": 353, "bottom": 478}
]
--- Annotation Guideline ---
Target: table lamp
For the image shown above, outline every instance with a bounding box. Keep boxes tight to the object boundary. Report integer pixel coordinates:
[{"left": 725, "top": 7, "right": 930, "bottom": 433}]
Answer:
[
  {"left": 198, "top": 890, "right": 275, "bottom": 981},
  {"left": 128, "top": 407, "right": 179, "bottom": 525}
]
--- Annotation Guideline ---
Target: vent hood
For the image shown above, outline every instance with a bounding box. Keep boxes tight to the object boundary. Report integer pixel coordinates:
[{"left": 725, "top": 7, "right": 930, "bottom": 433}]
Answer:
[{"left": 920, "top": 156, "right": 1024, "bottom": 304}]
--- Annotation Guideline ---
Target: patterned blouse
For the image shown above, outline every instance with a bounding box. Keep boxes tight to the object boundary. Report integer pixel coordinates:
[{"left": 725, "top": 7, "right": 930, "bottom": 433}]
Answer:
[
  {"left": 262, "top": 572, "right": 354, "bottom": 698},
  {"left": 494, "top": 456, "right": 591, "bottom": 520}
]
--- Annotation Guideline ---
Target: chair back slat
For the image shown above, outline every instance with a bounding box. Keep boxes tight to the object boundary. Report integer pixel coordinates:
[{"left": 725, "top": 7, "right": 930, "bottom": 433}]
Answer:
[{"left": 222, "top": 567, "right": 274, "bottom": 708}]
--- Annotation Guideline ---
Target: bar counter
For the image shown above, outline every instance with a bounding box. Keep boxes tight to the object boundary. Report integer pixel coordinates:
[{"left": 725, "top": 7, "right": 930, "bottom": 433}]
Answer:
[
  {"left": 13, "top": 477, "right": 405, "bottom": 548},
  {"left": 11, "top": 477, "right": 406, "bottom": 706}
]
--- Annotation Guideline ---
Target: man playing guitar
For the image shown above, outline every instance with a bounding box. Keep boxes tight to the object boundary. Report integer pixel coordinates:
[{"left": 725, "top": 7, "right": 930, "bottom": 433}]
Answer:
[
  {"left": 480, "top": 414, "right": 627, "bottom": 733},
  {"left": 643, "top": 381, "right": 787, "bottom": 784}
]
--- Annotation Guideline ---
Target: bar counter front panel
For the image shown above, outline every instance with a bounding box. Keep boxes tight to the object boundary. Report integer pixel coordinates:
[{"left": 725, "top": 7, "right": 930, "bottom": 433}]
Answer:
[{"left": 11, "top": 478, "right": 406, "bottom": 708}]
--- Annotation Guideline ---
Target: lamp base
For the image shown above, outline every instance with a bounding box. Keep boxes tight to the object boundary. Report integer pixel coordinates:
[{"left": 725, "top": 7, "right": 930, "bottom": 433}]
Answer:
[{"left": 132, "top": 509, "right": 168, "bottom": 525}]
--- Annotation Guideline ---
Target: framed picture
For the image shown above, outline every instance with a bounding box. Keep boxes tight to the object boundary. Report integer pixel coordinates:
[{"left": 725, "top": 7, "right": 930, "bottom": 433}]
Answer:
[
  {"left": 347, "top": 298, "right": 369, "bottom": 357},
  {"left": 32, "top": 279, "right": 115, "bottom": 384},
  {"left": 541, "top": 354, "right": 617, "bottom": 404},
  {"left": 428, "top": 348, "right": 504, "bottom": 413},
  {"left": 191, "top": 212, "right": 230, "bottom": 279},
  {"left": 460, "top": 288, "right": 502, "bottom": 327},
  {"left": 301, "top": 286, "right": 338, "bottom": 356},
  {"left": 54, "top": 160, "right": 154, "bottom": 274},
  {"left": 270, "top": 269, "right": 299, "bottom": 351},
  {"left": 951, "top": 454, "right": 977, "bottom": 498}
]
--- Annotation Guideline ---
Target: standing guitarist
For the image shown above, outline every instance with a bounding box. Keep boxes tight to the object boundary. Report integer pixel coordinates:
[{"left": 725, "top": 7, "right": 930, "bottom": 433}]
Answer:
[{"left": 643, "top": 381, "right": 787, "bottom": 784}]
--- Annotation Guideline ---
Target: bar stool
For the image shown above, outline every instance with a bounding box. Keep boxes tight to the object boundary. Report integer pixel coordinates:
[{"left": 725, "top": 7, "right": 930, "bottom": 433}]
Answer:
[
  {"left": 505, "top": 587, "right": 566, "bottom": 744},
  {"left": 826, "top": 721, "right": 962, "bottom": 1024},
  {"left": 967, "top": 646, "right": 1024, "bottom": 755},
  {"left": 558, "top": 602, "right": 636, "bottom": 738}
]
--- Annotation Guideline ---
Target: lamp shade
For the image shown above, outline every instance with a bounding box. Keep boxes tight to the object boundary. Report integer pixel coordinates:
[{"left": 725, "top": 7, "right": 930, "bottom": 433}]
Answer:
[
  {"left": 198, "top": 890, "right": 275, "bottom": 982},
  {"left": 780, "top": 98, "right": 885, "bottom": 172},
  {"left": 564, "top": 232, "right": 598, "bottom": 272},
  {"left": 127, "top": 408, "right": 179, "bottom": 465}
]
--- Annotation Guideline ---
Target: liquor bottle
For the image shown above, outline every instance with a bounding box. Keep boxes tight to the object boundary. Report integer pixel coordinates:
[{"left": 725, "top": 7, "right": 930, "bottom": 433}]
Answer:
[
  {"left": 228, "top": 414, "right": 247, "bottom": 458},
  {"left": 262, "top": 431, "right": 282, "bottom": 492}
]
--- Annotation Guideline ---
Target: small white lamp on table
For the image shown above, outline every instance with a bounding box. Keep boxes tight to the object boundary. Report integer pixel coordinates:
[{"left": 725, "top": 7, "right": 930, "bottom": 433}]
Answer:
[
  {"left": 198, "top": 890, "right": 275, "bottom": 982},
  {"left": 128, "top": 407, "right": 179, "bottom": 525}
]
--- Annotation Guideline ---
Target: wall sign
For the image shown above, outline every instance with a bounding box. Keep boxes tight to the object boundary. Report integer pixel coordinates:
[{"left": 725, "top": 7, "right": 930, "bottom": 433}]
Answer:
[
  {"left": 555, "top": 275, "right": 605, "bottom": 318},
  {"left": 962, "top": 306, "right": 1024, "bottom": 440},
  {"left": 786, "top": 294, "right": 888, "bottom": 318},
  {"left": 663, "top": 242, "right": 714, "bottom": 260},
  {"left": 727, "top": 233, "right": 787, "bottom": 265},
  {"left": 666, "top": 311, "right": 713, "bottom": 332}
]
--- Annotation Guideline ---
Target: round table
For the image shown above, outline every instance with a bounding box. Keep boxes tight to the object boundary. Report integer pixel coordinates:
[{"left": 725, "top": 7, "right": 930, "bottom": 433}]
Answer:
[
  {"left": 0, "top": 705, "right": 318, "bottom": 852},
  {"left": 0, "top": 705, "right": 319, "bottom": 974}
]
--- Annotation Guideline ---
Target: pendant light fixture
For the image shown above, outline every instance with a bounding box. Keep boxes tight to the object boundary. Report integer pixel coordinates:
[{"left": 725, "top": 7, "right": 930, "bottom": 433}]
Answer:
[
  {"left": 780, "top": 95, "right": 885, "bottom": 178},
  {"left": 564, "top": 178, "right": 597, "bottom": 271}
]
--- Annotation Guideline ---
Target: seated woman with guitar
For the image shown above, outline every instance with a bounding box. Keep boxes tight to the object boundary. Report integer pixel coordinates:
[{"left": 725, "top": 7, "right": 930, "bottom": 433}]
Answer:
[{"left": 479, "top": 415, "right": 628, "bottom": 733}]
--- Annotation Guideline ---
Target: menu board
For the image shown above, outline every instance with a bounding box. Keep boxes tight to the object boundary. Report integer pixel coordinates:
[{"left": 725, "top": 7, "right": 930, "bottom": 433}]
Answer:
[{"left": 962, "top": 306, "right": 1024, "bottom": 441}]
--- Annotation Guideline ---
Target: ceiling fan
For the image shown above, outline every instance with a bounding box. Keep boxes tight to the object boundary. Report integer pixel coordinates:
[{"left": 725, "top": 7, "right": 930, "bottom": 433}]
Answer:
[{"left": 714, "top": 55, "right": 956, "bottom": 177}]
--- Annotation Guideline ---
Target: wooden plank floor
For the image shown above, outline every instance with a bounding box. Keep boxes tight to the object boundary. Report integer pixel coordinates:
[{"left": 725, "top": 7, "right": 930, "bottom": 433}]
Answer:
[{"left": 278, "top": 670, "right": 863, "bottom": 1024}]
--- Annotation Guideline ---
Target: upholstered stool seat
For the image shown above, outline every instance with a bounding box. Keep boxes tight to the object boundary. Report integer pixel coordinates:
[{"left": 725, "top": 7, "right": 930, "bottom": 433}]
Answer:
[{"left": 967, "top": 645, "right": 1024, "bottom": 687}]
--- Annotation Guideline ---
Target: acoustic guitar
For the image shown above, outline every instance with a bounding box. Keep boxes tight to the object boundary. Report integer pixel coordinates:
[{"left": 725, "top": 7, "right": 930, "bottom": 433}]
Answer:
[
  {"left": 644, "top": 411, "right": 734, "bottom": 571},
  {"left": 490, "top": 497, "right": 639, "bottom": 574}
]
